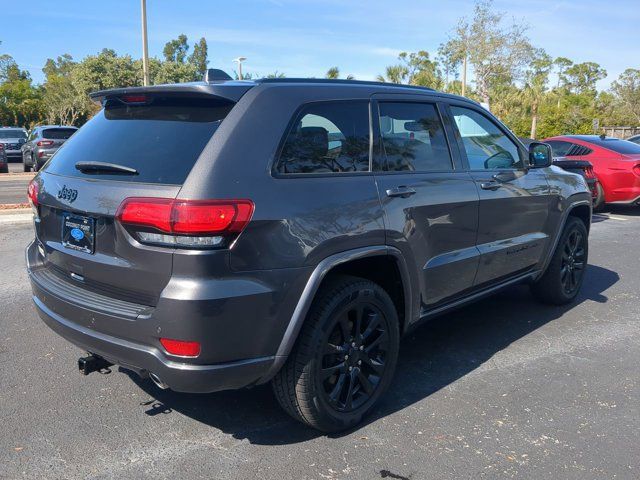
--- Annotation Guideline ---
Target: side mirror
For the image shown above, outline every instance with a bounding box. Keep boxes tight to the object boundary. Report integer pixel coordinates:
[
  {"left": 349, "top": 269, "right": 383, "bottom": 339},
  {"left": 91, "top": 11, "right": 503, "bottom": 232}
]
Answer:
[{"left": 529, "top": 142, "right": 552, "bottom": 168}]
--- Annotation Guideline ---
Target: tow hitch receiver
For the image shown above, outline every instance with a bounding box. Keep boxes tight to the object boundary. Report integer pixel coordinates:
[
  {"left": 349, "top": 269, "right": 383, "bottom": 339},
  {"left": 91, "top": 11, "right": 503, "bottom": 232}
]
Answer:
[{"left": 78, "top": 354, "right": 113, "bottom": 375}]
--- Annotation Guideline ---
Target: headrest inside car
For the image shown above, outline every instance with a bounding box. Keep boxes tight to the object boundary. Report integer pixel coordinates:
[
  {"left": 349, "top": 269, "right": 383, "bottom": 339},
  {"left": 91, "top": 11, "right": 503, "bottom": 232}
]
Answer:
[
  {"left": 404, "top": 121, "right": 427, "bottom": 132},
  {"left": 299, "top": 127, "right": 329, "bottom": 156}
]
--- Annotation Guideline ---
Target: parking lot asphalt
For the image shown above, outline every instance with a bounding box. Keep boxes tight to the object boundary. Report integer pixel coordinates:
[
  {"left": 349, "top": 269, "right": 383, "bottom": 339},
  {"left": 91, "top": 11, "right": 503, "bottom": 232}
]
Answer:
[
  {"left": 1, "top": 209, "right": 639, "bottom": 480},
  {"left": 0, "top": 163, "right": 33, "bottom": 204}
]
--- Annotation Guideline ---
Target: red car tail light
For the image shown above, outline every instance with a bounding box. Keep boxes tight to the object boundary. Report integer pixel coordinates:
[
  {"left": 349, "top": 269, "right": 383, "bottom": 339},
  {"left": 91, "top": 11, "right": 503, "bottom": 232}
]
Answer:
[
  {"left": 160, "top": 338, "right": 201, "bottom": 357},
  {"left": 27, "top": 179, "right": 39, "bottom": 208},
  {"left": 36, "top": 140, "right": 54, "bottom": 147},
  {"left": 116, "top": 198, "right": 254, "bottom": 248},
  {"left": 584, "top": 165, "right": 596, "bottom": 178},
  {"left": 0, "top": 143, "right": 4, "bottom": 150},
  {"left": 633, "top": 164, "right": 640, "bottom": 177}
]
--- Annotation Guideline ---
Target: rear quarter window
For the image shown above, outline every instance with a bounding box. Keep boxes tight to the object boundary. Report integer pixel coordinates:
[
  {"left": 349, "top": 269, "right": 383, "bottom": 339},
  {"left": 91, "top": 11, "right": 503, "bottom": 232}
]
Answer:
[
  {"left": 44, "top": 96, "right": 233, "bottom": 184},
  {"left": 275, "top": 101, "right": 370, "bottom": 174}
]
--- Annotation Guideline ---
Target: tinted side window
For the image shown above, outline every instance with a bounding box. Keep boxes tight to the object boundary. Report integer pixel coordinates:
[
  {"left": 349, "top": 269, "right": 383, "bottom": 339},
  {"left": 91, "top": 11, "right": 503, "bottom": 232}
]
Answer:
[
  {"left": 276, "top": 101, "right": 370, "bottom": 174},
  {"left": 546, "top": 140, "right": 574, "bottom": 157},
  {"left": 378, "top": 102, "right": 453, "bottom": 172},
  {"left": 451, "top": 106, "right": 523, "bottom": 170}
]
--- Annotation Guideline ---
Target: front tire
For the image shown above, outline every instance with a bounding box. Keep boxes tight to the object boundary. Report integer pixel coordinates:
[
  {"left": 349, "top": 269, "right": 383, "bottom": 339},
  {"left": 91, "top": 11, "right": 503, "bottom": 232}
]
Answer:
[
  {"left": 272, "top": 275, "right": 400, "bottom": 432},
  {"left": 531, "top": 217, "right": 588, "bottom": 305}
]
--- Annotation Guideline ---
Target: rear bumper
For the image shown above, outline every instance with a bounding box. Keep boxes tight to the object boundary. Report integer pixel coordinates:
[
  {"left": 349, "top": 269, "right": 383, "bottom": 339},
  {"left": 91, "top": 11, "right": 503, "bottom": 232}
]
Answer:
[
  {"left": 26, "top": 240, "right": 307, "bottom": 393},
  {"left": 32, "top": 293, "right": 275, "bottom": 393}
]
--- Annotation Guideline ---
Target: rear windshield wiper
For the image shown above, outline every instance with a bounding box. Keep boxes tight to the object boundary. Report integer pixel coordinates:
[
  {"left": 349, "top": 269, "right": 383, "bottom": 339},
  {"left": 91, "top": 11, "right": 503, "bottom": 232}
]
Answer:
[{"left": 75, "top": 161, "right": 139, "bottom": 175}]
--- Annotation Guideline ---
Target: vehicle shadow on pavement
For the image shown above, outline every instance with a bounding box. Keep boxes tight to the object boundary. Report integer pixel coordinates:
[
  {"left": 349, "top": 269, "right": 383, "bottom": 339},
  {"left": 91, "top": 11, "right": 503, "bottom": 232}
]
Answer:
[{"left": 129, "top": 264, "right": 619, "bottom": 444}]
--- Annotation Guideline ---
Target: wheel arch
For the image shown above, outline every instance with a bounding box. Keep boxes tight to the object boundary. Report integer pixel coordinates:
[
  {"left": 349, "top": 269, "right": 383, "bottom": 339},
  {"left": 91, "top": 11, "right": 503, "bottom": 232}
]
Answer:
[
  {"left": 536, "top": 196, "right": 592, "bottom": 281},
  {"left": 259, "top": 246, "right": 412, "bottom": 383}
]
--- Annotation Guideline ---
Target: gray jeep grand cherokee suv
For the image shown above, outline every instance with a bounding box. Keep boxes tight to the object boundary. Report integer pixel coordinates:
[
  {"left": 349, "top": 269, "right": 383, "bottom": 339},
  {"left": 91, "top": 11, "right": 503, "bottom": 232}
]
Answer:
[{"left": 26, "top": 74, "right": 591, "bottom": 432}]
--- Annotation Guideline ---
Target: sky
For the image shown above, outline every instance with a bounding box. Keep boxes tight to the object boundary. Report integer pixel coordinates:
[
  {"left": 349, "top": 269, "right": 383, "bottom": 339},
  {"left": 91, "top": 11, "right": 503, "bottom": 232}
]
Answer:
[{"left": 1, "top": 0, "right": 639, "bottom": 89}]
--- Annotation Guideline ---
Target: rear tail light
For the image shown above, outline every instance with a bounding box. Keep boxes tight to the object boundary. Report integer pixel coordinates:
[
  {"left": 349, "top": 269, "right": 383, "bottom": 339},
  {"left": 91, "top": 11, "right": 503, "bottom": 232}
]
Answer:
[
  {"left": 633, "top": 164, "right": 640, "bottom": 177},
  {"left": 36, "top": 140, "right": 54, "bottom": 147},
  {"left": 116, "top": 198, "right": 254, "bottom": 248},
  {"left": 584, "top": 166, "right": 596, "bottom": 178},
  {"left": 0, "top": 143, "right": 4, "bottom": 150},
  {"left": 27, "top": 179, "right": 39, "bottom": 213},
  {"left": 27, "top": 179, "right": 39, "bottom": 206},
  {"left": 160, "top": 338, "right": 201, "bottom": 357}
]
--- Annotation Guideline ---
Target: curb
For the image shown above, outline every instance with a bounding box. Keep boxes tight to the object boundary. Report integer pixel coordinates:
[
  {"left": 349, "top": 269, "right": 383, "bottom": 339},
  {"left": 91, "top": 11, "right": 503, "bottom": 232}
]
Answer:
[{"left": 0, "top": 208, "right": 32, "bottom": 225}]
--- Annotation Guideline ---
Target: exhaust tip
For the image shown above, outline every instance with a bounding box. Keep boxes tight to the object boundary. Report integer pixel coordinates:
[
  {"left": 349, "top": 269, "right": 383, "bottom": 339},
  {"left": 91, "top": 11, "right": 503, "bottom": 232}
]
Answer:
[{"left": 149, "top": 372, "right": 169, "bottom": 390}]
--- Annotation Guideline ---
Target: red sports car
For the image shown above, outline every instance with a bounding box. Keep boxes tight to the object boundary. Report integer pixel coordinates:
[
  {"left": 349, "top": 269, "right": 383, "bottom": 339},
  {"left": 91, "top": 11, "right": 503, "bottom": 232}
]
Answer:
[{"left": 544, "top": 135, "right": 640, "bottom": 209}]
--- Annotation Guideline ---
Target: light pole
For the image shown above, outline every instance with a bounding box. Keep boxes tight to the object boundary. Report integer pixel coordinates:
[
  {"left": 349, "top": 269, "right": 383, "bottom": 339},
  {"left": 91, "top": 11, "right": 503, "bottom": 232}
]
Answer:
[
  {"left": 234, "top": 57, "right": 247, "bottom": 80},
  {"left": 141, "top": 0, "right": 150, "bottom": 86}
]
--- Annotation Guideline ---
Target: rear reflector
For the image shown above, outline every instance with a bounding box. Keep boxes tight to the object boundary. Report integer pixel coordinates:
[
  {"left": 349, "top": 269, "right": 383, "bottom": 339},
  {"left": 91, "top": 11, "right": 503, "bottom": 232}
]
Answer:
[
  {"left": 160, "top": 338, "right": 201, "bottom": 357},
  {"left": 116, "top": 198, "right": 254, "bottom": 248}
]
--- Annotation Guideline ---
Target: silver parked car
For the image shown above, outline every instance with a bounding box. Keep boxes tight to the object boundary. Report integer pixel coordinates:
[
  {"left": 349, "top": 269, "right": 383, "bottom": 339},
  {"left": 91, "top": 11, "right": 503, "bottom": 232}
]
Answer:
[
  {"left": 0, "top": 127, "right": 28, "bottom": 163},
  {"left": 22, "top": 125, "right": 78, "bottom": 172}
]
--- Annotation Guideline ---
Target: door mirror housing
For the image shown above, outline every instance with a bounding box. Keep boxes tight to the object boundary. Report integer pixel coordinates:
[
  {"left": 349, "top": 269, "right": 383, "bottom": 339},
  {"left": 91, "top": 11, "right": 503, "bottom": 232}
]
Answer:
[{"left": 528, "top": 142, "right": 553, "bottom": 168}]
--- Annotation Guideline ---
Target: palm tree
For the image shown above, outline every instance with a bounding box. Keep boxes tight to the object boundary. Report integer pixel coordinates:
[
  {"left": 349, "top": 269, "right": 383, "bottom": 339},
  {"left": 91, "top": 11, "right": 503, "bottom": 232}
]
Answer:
[
  {"left": 325, "top": 67, "right": 354, "bottom": 80},
  {"left": 376, "top": 65, "right": 409, "bottom": 84}
]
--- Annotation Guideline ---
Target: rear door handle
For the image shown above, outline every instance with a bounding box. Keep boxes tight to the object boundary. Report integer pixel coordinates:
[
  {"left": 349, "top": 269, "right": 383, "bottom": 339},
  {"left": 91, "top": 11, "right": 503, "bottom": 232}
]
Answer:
[
  {"left": 480, "top": 181, "right": 502, "bottom": 191},
  {"left": 386, "top": 186, "right": 417, "bottom": 198}
]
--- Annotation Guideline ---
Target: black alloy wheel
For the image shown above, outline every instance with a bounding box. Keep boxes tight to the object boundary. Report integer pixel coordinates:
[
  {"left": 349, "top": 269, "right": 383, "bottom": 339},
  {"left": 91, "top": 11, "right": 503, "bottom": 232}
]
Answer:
[
  {"left": 272, "top": 275, "right": 399, "bottom": 432},
  {"left": 320, "top": 302, "right": 389, "bottom": 413},
  {"left": 560, "top": 228, "right": 586, "bottom": 296}
]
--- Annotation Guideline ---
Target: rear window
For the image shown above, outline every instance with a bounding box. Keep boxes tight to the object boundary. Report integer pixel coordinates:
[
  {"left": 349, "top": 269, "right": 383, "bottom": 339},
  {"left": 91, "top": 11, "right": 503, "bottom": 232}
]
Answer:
[
  {"left": 588, "top": 137, "right": 640, "bottom": 155},
  {"left": 42, "top": 128, "right": 77, "bottom": 140},
  {"left": 44, "top": 96, "right": 233, "bottom": 184},
  {"left": 0, "top": 129, "right": 26, "bottom": 139}
]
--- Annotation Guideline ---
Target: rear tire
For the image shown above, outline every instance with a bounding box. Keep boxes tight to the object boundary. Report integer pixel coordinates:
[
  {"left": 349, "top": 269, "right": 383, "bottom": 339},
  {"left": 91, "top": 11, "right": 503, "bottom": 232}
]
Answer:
[
  {"left": 272, "top": 275, "right": 399, "bottom": 432},
  {"left": 23, "top": 162, "right": 30, "bottom": 172},
  {"left": 593, "top": 183, "right": 605, "bottom": 212},
  {"left": 531, "top": 217, "right": 588, "bottom": 305}
]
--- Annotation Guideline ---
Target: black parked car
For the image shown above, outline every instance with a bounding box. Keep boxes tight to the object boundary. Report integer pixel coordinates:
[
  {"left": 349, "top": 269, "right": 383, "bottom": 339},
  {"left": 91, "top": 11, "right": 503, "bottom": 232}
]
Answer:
[
  {"left": 0, "top": 127, "right": 27, "bottom": 162},
  {"left": 22, "top": 125, "right": 78, "bottom": 172},
  {"left": 26, "top": 74, "right": 592, "bottom": 432}
]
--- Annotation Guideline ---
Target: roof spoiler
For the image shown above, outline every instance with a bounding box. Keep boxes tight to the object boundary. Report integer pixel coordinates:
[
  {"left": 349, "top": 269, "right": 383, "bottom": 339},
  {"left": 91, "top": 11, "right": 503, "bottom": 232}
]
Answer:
[
  {"left": 203, "top": 69, "right": 233, "bottom": 83},
  {"left": 89, "top": 81, "right": 252, "bottom": 105}
]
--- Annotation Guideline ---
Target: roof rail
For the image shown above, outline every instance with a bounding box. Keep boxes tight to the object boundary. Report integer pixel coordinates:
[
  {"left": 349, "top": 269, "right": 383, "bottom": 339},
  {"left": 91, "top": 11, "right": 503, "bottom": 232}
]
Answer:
[
  {"left": 203, "top": 69, "right": 233, "bottom": 83},
  {"left": 256, "top": 77, "right": 435, "bottom": 92}
]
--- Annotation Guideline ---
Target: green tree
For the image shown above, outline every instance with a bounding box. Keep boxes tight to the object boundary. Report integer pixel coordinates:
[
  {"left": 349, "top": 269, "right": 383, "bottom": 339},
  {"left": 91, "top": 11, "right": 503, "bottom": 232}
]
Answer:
[
  {"left": 376, "top": 64, "right": 409, "bottom": 84},
  {"left": 163, "top": 34, "right": 189, "bottom": 63},
  {"left": 522, "top": 50, "right": 553, "bottom": 138},
  {"left": 41, "top": 54, "right": 87, "bottom": 125},
  {"left": 439, "top": 0, "right": 534, "bottom": 107},
  {"left": 377, "top": 51, "right": 442, "bottom": 88},
  {"left": 325, "top": 67, "right": 354, "bottom": 80},
  {"left": 610, "top": 68, "right": 640, "bottom": 123},
  {"left": 563, "top": 62, "right": 607, "bottom": 95},
  {"left": 189, "top": 37, "right": 209, "bottom": 77}
]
